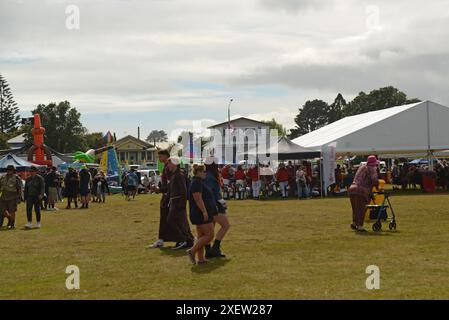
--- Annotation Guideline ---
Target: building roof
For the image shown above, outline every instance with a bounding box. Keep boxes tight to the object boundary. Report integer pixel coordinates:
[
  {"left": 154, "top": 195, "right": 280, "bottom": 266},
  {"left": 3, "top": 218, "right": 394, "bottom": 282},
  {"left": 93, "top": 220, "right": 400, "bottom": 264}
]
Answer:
[
  {"left": 7, "top": 133, "right": 26, "bottom": 144},
  {"left": 292, "top": 100, "right": 449, "bottom": 155},
  {"left": 114, "top": 135, "right": 153, "bottom": 149},
  {"left": 207, "top": 117, "right": 268, "bottom": 129}
]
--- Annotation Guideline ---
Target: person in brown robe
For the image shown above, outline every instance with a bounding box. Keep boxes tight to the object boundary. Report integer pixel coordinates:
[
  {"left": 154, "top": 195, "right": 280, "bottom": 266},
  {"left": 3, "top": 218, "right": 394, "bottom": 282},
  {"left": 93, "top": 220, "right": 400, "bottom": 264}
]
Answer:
[
  {"left": 148, "top": 150, "right": 181, "bottom": 248},
  {"left": 166, "top": 157, "right": 194, "bottom": 249},
  {"left": 349, "top": 155, "right": 380, "bottom": 232}
]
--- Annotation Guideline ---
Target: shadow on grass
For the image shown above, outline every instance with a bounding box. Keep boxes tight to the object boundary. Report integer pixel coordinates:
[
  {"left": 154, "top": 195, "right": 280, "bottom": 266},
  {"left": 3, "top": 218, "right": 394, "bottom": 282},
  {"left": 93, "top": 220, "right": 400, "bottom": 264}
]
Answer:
[
  {"left": 191, "top": 258, "right": 231, "bottom": 274},
  {"left": 158, "top": 247, "right": 190, "bottom": 258}
]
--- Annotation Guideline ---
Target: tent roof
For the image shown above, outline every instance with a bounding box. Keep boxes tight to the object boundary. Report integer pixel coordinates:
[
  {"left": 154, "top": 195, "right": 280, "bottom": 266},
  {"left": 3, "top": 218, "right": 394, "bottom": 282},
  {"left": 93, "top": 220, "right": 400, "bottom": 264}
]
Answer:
[
  {"left": 292, "top": 101, "right": 449, "bottom": 155},
  {"left": 0, "top": 153, "right": 45, "bottom": 171},
  {"left": 247, "top": 136, "right": 320, "bottom": 160}
]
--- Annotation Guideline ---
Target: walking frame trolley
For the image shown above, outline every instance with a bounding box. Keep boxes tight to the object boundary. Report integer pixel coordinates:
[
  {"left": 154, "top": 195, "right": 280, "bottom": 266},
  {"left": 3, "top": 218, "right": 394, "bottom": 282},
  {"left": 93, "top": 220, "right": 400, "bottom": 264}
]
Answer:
[{"left": 365, "top": 191, "right": 397, "bottom": 232}]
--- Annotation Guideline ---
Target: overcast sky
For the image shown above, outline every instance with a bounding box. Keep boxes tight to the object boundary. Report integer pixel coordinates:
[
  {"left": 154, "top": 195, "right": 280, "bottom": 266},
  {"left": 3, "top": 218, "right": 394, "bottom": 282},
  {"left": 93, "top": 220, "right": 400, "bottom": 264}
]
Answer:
[{"left": 1, "top": 0, "right": 448, "bottom": 139}]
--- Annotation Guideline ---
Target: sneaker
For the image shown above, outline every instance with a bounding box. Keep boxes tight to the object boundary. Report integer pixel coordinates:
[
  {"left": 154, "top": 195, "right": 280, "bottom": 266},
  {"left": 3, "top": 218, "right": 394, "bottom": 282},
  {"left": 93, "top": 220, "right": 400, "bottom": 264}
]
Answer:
[
  {"left": 172, "top": 241, "right": 188, "bottom": 250},
  {"left": 36, "top": 223, "right": 41, "bottom": 229},
  {"left": 148, "top": 239, "right": 164, "bottom": 249},
  {"left": 24, "top": 222, "right": 32, "bottom": 229}
]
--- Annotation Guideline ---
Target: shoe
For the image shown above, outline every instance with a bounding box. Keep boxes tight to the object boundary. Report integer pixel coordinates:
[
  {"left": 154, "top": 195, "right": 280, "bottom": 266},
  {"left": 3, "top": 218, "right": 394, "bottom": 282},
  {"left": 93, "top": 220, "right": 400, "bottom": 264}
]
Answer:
[
  {"left": 356, "top": 226, "right": 367, "bottom": 233},
  {"left": 36, "top": 223, "right": 41, "bottom": 229},
  {"left": 350, "top": 223, "right": 357, "bottom": 230},
  {"left": 172, "top": 241, "right": 188, "bottom": 250},
  {"left": 197, "top": 260, "right": 209, "bottom": 265},
  {"left": 212, "top": 246, "right": 226, "bottom": 258},
  {"left": 186, "top": 249, "right": 196, "bottom": 265},
  {"left": 25, "top": 222, "right": 32, "bottom": 229},
  {"left": 148, "top": 239, "right": 164, "bottom": 249}
]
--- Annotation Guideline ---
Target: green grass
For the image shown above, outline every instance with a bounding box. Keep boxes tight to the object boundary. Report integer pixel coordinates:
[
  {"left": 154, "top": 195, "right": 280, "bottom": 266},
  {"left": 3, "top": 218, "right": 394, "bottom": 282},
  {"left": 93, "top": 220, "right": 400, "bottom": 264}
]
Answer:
[{"left": 1, "top": 191, "right": 449, "bottom": 300}]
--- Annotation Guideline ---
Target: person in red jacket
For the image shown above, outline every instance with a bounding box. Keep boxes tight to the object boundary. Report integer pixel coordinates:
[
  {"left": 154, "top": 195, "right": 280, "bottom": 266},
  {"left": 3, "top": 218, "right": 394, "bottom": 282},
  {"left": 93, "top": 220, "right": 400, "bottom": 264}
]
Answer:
[
  {"left": 276, "top": 163, "right": 290, "bottom": 199},
  {"left": 247, "top": 165, "right": 260, "bottom": 199},
  {"left": 221, "top": 165, "right": 231, "bottom": 186}
]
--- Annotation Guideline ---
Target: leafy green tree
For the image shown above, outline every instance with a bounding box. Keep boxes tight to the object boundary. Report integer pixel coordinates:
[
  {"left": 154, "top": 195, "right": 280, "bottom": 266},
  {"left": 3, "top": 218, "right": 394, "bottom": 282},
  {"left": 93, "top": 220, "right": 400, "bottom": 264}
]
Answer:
[
  {"left": 262, "top": 118, "right": 287, "bottom": 137},
  {"left": 28, "top": 101, "right": 87, "bottom": 153},
  {"left": 146, "top": 130, "right": 168, "bottom": 146},
  {"left": 83, "top": 132, "right": 105, "bottom": 150},
  {"left": 343, "top": 86, "right": 420, "bottom": 116},
  {"left": 0, "top": 74, "right": 20, "bottom": 134},
  {"left": 288, "top": 99, "right": 329, "bottom": 139},
  {"left": 328, "top": 93, "right": 346, "bottom": 123}
]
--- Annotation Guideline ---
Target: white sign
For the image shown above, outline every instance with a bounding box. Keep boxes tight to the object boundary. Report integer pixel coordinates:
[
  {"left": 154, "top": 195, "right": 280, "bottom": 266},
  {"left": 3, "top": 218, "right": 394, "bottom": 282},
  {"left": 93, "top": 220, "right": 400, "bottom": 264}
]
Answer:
[{"left": 322, "top": 143, "right": 336, "bottom": 195}]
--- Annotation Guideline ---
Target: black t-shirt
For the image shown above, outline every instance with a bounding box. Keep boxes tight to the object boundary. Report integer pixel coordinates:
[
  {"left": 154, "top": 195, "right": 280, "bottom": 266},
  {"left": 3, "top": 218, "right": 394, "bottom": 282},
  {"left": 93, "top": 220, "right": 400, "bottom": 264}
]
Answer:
[
  {"left": 45, "top": 171, "right": 59, "bottom": 188},
  {"left": 189, "top": 177, "right": 217, "bottom": 217}
]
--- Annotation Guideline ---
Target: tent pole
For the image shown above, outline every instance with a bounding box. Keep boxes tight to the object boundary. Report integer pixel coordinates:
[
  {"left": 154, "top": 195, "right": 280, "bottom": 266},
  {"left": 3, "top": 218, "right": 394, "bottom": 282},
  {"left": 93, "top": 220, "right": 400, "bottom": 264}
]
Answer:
[{"left": 426, "top": 101, "right": 433, "bottom": 170}]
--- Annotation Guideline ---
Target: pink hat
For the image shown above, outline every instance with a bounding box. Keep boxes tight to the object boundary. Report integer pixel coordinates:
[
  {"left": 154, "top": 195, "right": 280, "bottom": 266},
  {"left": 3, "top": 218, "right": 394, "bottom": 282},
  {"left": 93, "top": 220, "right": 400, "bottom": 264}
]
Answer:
[{"left": 367, "top": 155, "right": 380, "bottom": 167}]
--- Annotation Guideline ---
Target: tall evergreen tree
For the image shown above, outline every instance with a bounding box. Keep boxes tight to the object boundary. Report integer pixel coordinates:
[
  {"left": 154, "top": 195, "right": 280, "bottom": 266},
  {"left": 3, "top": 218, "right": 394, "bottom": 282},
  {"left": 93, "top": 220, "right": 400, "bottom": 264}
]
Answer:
[{"left": 0, "top": 74, "right": 20, "bottom": 134}]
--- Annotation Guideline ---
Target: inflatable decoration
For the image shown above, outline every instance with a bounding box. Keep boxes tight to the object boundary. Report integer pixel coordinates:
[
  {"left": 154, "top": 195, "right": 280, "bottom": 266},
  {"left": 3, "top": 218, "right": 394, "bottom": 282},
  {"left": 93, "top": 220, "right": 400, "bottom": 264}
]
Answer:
[
  {"left": 74, "top": 145, "right": 113, "bottom": 163},
  {"left": 27, "top": 114, "right": 53, "bottom": 167},
  {"left": 99, "top": 131, "right": 121, "bottom": 177}
]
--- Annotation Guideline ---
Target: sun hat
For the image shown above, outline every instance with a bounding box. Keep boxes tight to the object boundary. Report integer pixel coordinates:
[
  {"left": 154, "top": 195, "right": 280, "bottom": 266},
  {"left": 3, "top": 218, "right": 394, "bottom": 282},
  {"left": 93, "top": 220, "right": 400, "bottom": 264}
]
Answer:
[
  {"left": 6, "top": 165, "right": 15, "bottom": 171},
  {"left": 367, "top": 155, "right": 380, "bottom": 167}
]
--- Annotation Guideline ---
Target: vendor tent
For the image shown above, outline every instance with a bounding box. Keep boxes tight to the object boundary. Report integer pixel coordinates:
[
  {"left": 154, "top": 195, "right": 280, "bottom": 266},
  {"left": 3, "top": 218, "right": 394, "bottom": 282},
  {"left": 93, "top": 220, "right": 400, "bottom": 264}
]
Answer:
[
  {"left": 0, "top": 153, "right": 45, "bottom": 172},
  {"left": 246, "top": 136, "right": 320, "bottom": 160},
  {"left": 292, "top": 101, "right": 449, "bottom": 156}
]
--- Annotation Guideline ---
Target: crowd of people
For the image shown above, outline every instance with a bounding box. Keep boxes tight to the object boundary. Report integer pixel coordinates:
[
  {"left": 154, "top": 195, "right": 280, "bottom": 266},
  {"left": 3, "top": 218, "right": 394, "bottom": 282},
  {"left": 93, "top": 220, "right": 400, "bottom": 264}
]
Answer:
[
  {"left": 219, "top": 160, "right": 321, "bottom": 200},
  {"left": 0, "top": 164, "right": 118, "bottom": 229}
]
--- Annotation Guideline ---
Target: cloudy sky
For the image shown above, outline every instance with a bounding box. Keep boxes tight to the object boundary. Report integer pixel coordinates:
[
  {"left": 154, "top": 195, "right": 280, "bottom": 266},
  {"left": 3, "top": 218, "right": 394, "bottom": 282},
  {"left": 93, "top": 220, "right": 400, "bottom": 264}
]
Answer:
[{"left": 1, "top": 0, "right": 448, "bottom": 139}]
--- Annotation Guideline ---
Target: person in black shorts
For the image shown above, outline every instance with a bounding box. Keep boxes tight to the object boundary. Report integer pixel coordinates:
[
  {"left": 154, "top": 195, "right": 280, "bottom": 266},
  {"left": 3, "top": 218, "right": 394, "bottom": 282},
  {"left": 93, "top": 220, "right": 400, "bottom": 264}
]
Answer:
[{"left": 186, "top": 164, "right": 216, "bottom": 265}]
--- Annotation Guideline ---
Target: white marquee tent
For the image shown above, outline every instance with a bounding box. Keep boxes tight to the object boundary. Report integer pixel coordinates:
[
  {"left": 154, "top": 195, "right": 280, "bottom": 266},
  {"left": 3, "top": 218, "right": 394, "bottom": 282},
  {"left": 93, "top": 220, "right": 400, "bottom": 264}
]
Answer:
[{"left": 292, "top": 101, "right": 449, "bottom": 156}]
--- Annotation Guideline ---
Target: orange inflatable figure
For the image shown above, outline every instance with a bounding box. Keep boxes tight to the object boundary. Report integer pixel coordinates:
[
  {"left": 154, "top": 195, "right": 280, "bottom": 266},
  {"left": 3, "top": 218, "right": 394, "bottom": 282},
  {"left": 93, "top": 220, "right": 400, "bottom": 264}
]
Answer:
[{"left": 27, "top": 114, "right": 53, "bottom": 167}]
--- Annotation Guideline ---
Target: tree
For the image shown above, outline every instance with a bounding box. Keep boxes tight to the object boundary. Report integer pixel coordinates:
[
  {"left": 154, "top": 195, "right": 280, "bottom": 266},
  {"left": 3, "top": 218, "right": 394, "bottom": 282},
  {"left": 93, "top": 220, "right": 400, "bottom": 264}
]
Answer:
[
  {"left": 288, "top": 99, "right": 329, "bottom": 139},
  {"left": 0, "top": 133, "right": 9, "bottom": 150},
  {"left": 0, "top": 74, "right": 20, "bottom": 134},
  {"left": 83, "top": 132, "right": 105, "bottom": 150},
  {"left": 146, "top": 130, "right": 168, "bottom": 146},
  {"left": 343, "top": 86, "right": 421, "bottom": 117},
  {"left": 29, "top": 101, "right": 87, "bottom": 153},
  {"left": 328, "top": 93, "right": 346, "bottom": 123},
  {"left": 262, "top": 118, "right": 287, "bottom": 137}
]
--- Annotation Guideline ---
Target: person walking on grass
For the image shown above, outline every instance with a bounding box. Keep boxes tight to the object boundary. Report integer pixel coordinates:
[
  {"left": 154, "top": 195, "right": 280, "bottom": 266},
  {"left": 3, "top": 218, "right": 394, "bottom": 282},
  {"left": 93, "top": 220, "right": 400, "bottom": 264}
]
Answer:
[
  {"left": 125, "top": 168, "right": 139, "bottom": 201},
  {"left": 96, "top": 171, "right": 110, "bottom": 203},
  {"left": 24, "top": 166, "right": 45, "bottom": 229},
  {"left": 65, "top": 167, "right": 79, "bottom": 209},
  {"left": 187, "top": 164, "right": 216, "bottom": 265},
  {"left": 45, "top": 166, "right": 59, "bottom": 211},
  {"left": 166, "top": 157, "right": 195, "bottom": 250},
  {"left": 0, "top": 165, "right": 23, "bottom": 230},
  {"left": 204, "top": 156, "right": 230, "bottom": 258},
  {"left": 348, "top": 155, "right": 379, "bottom": 233},
  {"left": 149, "top": 150, "right": 181, "bottom": 249},
  {"left": 79, "top": 166, "right": 91, "bottom": 209}
]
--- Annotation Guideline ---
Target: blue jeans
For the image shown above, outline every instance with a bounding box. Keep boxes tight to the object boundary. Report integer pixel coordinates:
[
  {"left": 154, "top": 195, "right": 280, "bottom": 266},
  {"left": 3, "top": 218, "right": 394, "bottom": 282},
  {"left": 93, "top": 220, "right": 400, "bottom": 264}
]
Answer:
[{"left": 296, "top": 181, "right": 309, "bottom": 198}]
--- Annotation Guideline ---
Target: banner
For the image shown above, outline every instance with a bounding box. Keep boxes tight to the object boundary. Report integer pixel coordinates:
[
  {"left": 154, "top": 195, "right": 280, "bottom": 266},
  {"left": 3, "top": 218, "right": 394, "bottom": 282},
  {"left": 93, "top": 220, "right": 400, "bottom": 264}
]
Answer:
[{"left": 322, "top": 143, "right": 336, "bottom": 196}]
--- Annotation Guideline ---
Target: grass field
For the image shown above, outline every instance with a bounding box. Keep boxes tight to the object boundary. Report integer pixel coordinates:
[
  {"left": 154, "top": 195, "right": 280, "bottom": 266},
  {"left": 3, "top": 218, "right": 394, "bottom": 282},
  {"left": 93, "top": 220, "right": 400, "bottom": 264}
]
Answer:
[{"left": 1, "top": 190, "right": 449, "bottom": 300}]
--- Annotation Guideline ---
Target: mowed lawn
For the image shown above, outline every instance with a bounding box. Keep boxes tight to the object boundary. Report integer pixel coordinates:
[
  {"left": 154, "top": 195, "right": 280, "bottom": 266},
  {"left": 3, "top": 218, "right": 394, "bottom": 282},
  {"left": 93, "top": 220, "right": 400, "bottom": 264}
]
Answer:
[{"left": 1, "top": 191, "right": 449, "bottom": 300}]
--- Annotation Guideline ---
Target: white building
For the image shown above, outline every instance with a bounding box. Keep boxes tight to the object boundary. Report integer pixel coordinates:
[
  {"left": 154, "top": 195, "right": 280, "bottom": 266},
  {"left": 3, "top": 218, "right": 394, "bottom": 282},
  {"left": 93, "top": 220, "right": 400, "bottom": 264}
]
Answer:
[{"left": 205, "top": 117, "right": 273, "bottom": 164}]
